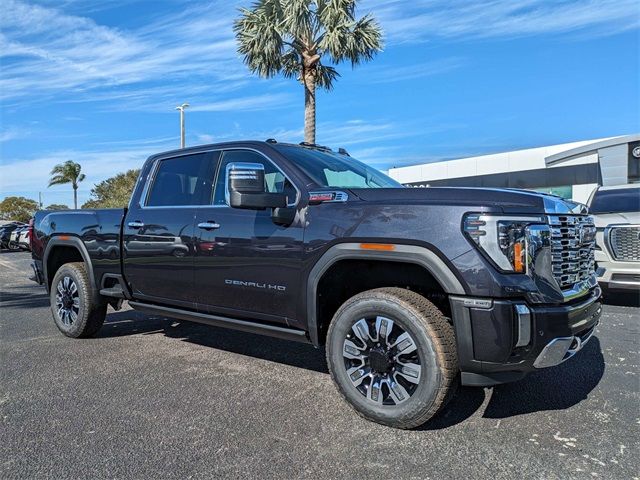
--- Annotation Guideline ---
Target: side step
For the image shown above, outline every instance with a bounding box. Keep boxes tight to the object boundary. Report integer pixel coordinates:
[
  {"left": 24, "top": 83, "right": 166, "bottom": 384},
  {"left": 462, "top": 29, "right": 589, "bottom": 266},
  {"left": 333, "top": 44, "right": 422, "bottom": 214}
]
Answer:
[
  {"left": 99, "top": 286, "right": 126, "bottom": 298},
  {"left": 128, "top": 301, "right": 310, "bottom": 344},
  {"left": 99, "top": 273, "right": 130, "bottom": 299}
]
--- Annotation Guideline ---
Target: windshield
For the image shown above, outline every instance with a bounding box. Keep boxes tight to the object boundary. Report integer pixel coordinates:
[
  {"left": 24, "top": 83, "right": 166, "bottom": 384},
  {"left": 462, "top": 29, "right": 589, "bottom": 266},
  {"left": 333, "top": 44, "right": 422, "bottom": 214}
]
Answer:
[
  {"left": 590, "top": 188, "right": 640, "bottom": 214},
  {"left": 273, "top": 145, "right": 403, "bottom": 189}
]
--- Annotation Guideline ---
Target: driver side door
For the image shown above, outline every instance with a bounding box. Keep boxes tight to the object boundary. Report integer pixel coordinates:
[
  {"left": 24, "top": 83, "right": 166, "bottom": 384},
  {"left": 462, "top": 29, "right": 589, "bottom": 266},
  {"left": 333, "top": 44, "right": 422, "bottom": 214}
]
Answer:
[{"left": 193, "top": 149, "right": 304, "bottom": 325}]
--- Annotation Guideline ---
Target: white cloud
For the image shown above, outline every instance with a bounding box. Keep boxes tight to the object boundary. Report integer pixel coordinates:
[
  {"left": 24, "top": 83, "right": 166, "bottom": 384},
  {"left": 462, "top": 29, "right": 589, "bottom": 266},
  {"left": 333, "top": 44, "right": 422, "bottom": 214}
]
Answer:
[
  {"left": 364, "top": 57, "right": 466, "bottom": 83},
  {"left": 0, "top": 128, "right": 27, "bottom": 142},
  {"left": 189, "top": 93, "right": 293, "bottom": 112},
  {"left": 0, "top": 140, "right": 175, "bottom": 203},
  {"left": 0, "top": 0, "right": 244, "bottom": 104},
  {"left": 374, "top": 0, "right": 640, "bottom": 43}
]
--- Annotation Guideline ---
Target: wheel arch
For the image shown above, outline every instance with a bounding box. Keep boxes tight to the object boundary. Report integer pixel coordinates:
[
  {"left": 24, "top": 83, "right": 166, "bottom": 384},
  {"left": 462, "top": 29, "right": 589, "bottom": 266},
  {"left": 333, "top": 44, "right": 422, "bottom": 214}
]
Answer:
[
  {"left": 306, "top": 243, "right": 467, "bottom": 346},
  {"left": 44, "top": 236, "right": 97, "bottom": 296}
]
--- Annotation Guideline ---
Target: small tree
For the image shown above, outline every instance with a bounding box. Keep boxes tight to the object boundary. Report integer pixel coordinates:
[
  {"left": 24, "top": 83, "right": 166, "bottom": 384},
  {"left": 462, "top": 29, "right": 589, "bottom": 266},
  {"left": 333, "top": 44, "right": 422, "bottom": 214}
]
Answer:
[
  {"left": 48, "top": 160, "right": 85, "bottom": 209},
  {"left": 45, "top": 204, "right": 70, "bottom": 211},
  {"left": 82, "top": 169, "right": 140, "bottom": 209},
  {"left": 0, "top": 196, "right": 39, "bottom": 222},
  {"left": 234, "top": 0, "right": 383, "bottom": 144}
]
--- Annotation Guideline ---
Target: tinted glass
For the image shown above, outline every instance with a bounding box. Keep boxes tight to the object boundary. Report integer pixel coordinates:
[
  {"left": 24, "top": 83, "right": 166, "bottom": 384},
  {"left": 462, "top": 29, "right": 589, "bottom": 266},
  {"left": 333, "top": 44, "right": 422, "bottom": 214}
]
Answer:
[
  {"left": 146, "top": 153, "right": 213, "bottom": 206},
  {"left": 590, "top": 188, "right": 640, "bottom": 214},
  {"left": 272, "top": 145, "right": 403, "bottom": 188},
  {"left": 213, "top": 150, "right": 297, "bottom": 205}
]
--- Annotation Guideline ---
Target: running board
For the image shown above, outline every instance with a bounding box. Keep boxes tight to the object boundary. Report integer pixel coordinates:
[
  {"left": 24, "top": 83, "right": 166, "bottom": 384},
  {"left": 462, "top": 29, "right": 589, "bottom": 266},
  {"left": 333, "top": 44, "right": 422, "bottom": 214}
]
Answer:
[{"left": 128, "top": 301, "right": 310, "bottom": 344}]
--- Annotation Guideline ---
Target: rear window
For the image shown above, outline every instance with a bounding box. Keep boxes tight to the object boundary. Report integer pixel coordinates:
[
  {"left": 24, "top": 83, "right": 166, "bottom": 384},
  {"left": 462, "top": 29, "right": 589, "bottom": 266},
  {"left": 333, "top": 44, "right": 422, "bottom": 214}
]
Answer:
[
  {"left": 146, "top": 153, "right": 213, "bottom": 207},
  {"left": 590, "top": 188, "right": 640, "bottom": 214}
]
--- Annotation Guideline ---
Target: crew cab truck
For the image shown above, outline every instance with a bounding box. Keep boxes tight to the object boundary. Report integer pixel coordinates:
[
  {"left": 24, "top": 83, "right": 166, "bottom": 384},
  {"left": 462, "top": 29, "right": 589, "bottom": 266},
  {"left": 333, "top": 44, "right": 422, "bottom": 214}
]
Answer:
[{"left": 31, "top": 140, "right": 602, "bottom": 429}]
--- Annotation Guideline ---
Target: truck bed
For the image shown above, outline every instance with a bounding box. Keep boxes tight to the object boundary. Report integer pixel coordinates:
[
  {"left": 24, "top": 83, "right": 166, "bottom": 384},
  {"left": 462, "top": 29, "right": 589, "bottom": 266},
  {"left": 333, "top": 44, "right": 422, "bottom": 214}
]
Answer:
[{"left": 32, "top": 208, "right": 126, "bottom": 290}]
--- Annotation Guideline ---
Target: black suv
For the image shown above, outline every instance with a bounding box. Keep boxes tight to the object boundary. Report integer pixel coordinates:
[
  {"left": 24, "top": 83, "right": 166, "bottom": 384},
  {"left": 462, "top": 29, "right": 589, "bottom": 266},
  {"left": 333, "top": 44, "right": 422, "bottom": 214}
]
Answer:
[{"left": 31, "top": 141, "right": 602, "bottom": 428}]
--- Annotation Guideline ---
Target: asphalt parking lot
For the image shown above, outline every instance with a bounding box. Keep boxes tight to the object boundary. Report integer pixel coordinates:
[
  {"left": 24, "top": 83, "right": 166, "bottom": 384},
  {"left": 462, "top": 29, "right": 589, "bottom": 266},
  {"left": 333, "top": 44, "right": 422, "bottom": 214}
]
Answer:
[{"left": 1, "top": 250, "right": 638, "bottom": 479}]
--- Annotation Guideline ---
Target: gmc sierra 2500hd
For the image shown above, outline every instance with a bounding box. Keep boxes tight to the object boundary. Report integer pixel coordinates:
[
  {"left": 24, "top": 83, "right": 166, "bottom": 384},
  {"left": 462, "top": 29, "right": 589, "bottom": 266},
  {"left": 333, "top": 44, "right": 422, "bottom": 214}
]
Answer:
[{"left": 31, "top": 140, "right": 602, "bottom": 428}]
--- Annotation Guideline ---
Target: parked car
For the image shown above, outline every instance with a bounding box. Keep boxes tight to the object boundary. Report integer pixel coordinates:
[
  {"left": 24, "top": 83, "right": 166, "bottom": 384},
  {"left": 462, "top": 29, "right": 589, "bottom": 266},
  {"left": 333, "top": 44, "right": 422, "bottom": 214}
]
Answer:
[
  {"left": 0, "top": 222, "right": 26, "bottom": 250},
  {"left": 31, "top": 140, "right": 601, "bottom": 429},
  {"left": 588, "top": 184, "right": 640, "bottom": 293},
  {"left": 17, "top": 226, "right": 31, "bottom": 251}
]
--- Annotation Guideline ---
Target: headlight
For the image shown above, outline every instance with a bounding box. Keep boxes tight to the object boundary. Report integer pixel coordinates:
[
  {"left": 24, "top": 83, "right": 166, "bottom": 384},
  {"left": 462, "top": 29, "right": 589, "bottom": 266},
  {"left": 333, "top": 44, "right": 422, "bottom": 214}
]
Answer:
[{"left": 463, "top": 214, "right": 545, "bottom": 273}]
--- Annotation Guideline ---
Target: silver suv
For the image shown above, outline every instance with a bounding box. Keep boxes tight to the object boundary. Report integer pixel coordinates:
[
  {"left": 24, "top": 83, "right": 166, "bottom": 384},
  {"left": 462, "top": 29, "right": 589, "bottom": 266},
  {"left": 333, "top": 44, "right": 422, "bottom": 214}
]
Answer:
[{"left": 588, "top": 184, "right": 640, "bottom": 292}]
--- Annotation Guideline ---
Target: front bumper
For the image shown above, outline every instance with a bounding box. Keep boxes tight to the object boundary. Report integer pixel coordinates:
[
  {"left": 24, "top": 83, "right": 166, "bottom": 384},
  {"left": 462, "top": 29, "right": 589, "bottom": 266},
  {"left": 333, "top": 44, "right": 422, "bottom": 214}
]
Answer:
[
  {"left": 451, "top": 287, "right": 602, "bottom": 387},
  {"left": 595, "top": 259, "right": 640, "bottom": 292}
]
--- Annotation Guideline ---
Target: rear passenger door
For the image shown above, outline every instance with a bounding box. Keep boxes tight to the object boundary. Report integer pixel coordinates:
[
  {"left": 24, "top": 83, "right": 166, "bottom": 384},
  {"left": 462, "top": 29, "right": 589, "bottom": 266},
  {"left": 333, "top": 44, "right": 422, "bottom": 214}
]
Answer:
[{"left": 123, "top": 152, "right": 217, "bottom": 309}]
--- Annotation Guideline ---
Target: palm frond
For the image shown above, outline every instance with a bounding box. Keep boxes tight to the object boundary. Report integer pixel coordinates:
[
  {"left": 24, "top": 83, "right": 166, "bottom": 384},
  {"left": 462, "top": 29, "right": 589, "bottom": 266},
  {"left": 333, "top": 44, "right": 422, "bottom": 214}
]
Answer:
[
  {"left": 315, "top": 64, "right": 340, "bottom": 90},
  {"left": 48, "top": 160, "right": 84, "bottom": 188}
]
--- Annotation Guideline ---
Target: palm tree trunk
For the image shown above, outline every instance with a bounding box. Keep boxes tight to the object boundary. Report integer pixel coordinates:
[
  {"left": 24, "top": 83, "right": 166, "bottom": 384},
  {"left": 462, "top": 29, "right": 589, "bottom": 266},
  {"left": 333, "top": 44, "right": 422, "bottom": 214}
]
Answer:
[
  {"left": 303, "top": 71, "right": 316, "bottom": 144},
  {"left": 73, "top": 185, "right": 78, "bottom": 209}
]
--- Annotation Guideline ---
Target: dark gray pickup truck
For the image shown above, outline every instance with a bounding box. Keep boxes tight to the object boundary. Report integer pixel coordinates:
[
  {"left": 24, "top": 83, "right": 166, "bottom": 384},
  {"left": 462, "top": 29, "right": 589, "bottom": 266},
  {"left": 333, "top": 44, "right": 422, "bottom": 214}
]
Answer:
[{"left": 31, "top": 140, "right": 602, "bottom": 428}]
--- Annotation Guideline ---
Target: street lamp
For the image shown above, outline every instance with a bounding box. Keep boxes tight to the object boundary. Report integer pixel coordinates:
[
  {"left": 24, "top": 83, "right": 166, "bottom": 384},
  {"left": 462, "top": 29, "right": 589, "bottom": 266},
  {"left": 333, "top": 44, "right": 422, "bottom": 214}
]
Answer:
[{"left": 175, "top": 102, "right": 189, "bottom": 148}]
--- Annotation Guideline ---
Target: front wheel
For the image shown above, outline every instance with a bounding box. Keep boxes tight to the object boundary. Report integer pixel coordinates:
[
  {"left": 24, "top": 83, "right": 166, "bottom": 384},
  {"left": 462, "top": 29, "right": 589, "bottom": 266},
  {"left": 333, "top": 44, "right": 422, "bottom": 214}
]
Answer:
[
  {"left": 50, "top": 262, "right": 107, "bottom": 338},
  {"left": 326, "top": 288, "right": 458, "bottom": 429}
]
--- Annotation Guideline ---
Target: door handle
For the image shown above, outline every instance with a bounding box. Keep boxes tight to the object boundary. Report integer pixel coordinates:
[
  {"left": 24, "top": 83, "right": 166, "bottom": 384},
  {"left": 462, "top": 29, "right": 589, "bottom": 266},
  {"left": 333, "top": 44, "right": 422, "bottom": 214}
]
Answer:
[
  {"left": 198, "top": 221, "right": 221, "bottom": 230},
  {"left": 128, "top": 221, "right": 144, "bottom": 229}
]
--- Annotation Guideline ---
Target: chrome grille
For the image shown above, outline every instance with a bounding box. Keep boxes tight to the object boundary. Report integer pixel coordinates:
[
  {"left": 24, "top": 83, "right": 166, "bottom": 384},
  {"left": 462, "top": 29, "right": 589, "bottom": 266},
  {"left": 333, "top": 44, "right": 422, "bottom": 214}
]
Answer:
[
  {"left": 548, "top": 215, "right": 596, "bottom": 289},
  {"left": 609, "top": 226, "right": 640, "bottom": 262}
]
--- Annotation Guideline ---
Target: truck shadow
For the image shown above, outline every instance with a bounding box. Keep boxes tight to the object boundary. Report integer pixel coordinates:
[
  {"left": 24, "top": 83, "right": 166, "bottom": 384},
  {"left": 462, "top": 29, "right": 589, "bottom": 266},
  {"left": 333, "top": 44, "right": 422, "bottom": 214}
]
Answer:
[
  {"left": 99, "top": 309, "right": 605, "bottom": 430},
  {"left": 421, "top": 338, "right": 605, "bottom": 430},
  {"left": 98, "top": 309, "right": 329, "bottom": 373}
]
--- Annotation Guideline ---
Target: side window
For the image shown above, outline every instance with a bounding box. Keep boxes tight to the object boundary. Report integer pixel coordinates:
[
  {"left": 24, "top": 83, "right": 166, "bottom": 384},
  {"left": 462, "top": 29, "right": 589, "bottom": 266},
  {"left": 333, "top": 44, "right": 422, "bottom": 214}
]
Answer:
[
  {"left": 213, "top": 150, "right": 296, "bottom": 206},
  {"left": 146, "top": 153, "right": 213, "bottom": 207}
]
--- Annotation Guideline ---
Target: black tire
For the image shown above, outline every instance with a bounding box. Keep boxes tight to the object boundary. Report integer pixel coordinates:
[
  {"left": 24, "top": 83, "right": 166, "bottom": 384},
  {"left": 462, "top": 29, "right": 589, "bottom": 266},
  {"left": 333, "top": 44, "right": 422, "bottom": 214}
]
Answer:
[
  {"left": 7, "top": 241, "right": 20, "bottom": 251},
  {"left": 326, "top": 287, "right": 458, "bottom": 429},
  {"left": 50, "top": 262, "right": 107, "bottom": 338}
]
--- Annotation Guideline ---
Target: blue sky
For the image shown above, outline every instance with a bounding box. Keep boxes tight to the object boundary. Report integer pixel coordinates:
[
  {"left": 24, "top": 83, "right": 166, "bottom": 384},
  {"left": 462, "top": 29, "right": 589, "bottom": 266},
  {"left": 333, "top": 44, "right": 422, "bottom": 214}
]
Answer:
[{"left": 1, "top": 0, "right": 639, "bottom": 207}]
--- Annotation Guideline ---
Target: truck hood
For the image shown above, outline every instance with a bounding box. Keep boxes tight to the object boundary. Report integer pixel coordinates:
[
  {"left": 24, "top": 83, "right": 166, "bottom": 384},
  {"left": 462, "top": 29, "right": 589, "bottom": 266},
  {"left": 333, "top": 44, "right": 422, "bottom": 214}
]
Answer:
[
  {"left": 591, "top": 211, "right": 640, "bottom": 228},
  {"left": 349, "top": 187, "right": 587, "bottom": 215}
]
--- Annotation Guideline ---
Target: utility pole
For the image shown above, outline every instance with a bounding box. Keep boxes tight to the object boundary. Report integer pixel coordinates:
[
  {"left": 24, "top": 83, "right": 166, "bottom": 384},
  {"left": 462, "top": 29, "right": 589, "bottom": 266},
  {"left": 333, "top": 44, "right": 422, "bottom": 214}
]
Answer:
[
  {"left": 38, "top": 192, "right": 43, "bottom": 209},
  {"left": 175, "top": 103, "right": 189, "bottom": 148}
]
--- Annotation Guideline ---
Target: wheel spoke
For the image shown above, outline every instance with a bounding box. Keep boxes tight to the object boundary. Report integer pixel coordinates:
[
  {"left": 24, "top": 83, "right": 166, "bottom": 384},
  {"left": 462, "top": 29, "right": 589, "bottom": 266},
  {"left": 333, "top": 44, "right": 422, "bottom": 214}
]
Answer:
[
  {"left": 351, "top": 319, "right": 372, "bottom": 346},
  {"left": 69, "top": 310, "right": 78, "bottom": 324},
  {"left": 343, "top": 339, "right": 366, "bottom": 361},
  {"left": 69, "top": 282, "right": 77, "bottom": 295},
  {"left": 395, "top": 361, "right": 421, "bottom": 384},
  {"left": 386, "top": 378, "right": 410, "bottom": 404},
  {"left": 57, "top": 282, "right": 64, "bottom": 294},
  {"left": 375, "top": 316, "right": 394, "bottom": 346},
  {"left": 346, "top": 366, "right": 370, "bottom": 387},
  {"left": 63, "top": 277, "right": 70, "bottom": 290},
  {"left": 392, "top": 332, "right": 417, "bottom": 355},
  {"left": 367, "top": 375, "right": 384, "bottom": 405}
]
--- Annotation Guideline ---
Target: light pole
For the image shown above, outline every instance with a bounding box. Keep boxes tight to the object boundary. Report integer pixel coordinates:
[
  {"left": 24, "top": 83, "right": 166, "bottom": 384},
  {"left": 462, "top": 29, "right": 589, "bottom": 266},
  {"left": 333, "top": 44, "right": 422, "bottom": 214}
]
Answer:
[{"left": 175, "top": 103, "right": 189, "bottom": 148}]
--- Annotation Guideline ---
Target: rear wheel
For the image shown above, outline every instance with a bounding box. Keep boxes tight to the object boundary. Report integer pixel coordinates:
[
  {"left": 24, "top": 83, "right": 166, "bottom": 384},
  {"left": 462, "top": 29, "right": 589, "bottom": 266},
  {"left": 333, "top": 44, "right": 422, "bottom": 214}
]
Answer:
[
  {"left": 326, "top": 287, "right": 458, "bottom": 429},
  {"left": 50, "top": 262, "right": 107, "bottom": 338}
]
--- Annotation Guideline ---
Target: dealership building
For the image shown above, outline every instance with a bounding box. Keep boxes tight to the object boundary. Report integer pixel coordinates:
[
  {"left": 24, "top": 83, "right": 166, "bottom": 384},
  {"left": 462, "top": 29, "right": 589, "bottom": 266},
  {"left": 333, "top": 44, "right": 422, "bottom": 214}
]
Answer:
[{"left": 388, "top": 134, "right": 640, "bottom": 204}]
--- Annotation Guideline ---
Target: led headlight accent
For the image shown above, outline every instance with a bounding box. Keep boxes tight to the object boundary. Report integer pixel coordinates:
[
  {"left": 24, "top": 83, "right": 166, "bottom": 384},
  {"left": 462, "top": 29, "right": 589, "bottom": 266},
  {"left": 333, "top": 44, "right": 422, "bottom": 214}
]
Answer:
[{"left": 464, "top": 214, "right": 545, "bottom": 272}]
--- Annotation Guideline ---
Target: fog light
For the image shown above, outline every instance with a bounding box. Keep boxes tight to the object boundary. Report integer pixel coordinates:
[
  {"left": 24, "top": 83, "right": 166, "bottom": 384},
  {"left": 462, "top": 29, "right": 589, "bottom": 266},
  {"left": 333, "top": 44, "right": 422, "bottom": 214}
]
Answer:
[{"left": 515, "top": 304, "right": 531, "bottom": 347}]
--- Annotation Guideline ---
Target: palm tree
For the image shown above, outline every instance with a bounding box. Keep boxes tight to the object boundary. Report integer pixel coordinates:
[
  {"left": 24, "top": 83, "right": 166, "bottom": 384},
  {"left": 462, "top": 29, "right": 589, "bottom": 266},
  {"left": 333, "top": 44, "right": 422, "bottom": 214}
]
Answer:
[
  {"left": 234, "top": 0, "right": 383, "bottom": 144},
  {"left": 48, "top": 160, "right": 85, "bottom": 209}
]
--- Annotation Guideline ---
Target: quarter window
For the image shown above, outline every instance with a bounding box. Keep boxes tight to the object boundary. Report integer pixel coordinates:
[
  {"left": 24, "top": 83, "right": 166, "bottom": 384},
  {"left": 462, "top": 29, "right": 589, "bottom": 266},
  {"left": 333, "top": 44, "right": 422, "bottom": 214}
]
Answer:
[{"left": 146, "top": 153, "right": 213, "bottom": 206}]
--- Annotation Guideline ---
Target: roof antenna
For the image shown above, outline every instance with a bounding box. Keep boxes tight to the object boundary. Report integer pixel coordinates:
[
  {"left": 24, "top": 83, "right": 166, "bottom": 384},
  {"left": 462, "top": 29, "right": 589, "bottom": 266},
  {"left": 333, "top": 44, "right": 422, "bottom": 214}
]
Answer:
[
  {"left": 265, "top": 138, "right": 277, "bottom": 143},
  {"left": 338, "top": 147, "right": 350, "bottom": 156}
]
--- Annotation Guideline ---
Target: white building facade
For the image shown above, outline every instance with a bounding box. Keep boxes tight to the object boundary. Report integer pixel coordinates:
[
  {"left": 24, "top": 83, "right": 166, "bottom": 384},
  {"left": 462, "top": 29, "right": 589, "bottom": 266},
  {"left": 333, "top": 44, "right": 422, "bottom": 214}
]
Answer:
[{"left": 388, "top": 134, "right": 640, "bottom": 204}]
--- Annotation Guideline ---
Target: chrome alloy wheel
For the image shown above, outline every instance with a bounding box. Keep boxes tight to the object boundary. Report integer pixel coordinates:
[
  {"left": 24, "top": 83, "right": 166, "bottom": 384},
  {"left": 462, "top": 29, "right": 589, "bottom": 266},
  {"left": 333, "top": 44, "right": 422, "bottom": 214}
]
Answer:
[
  {"left": 343, "top": 316, "right": 422, "bottom": 406},
  {"left": 55, "top": 276, "right": 80, "bottom": 326}
]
